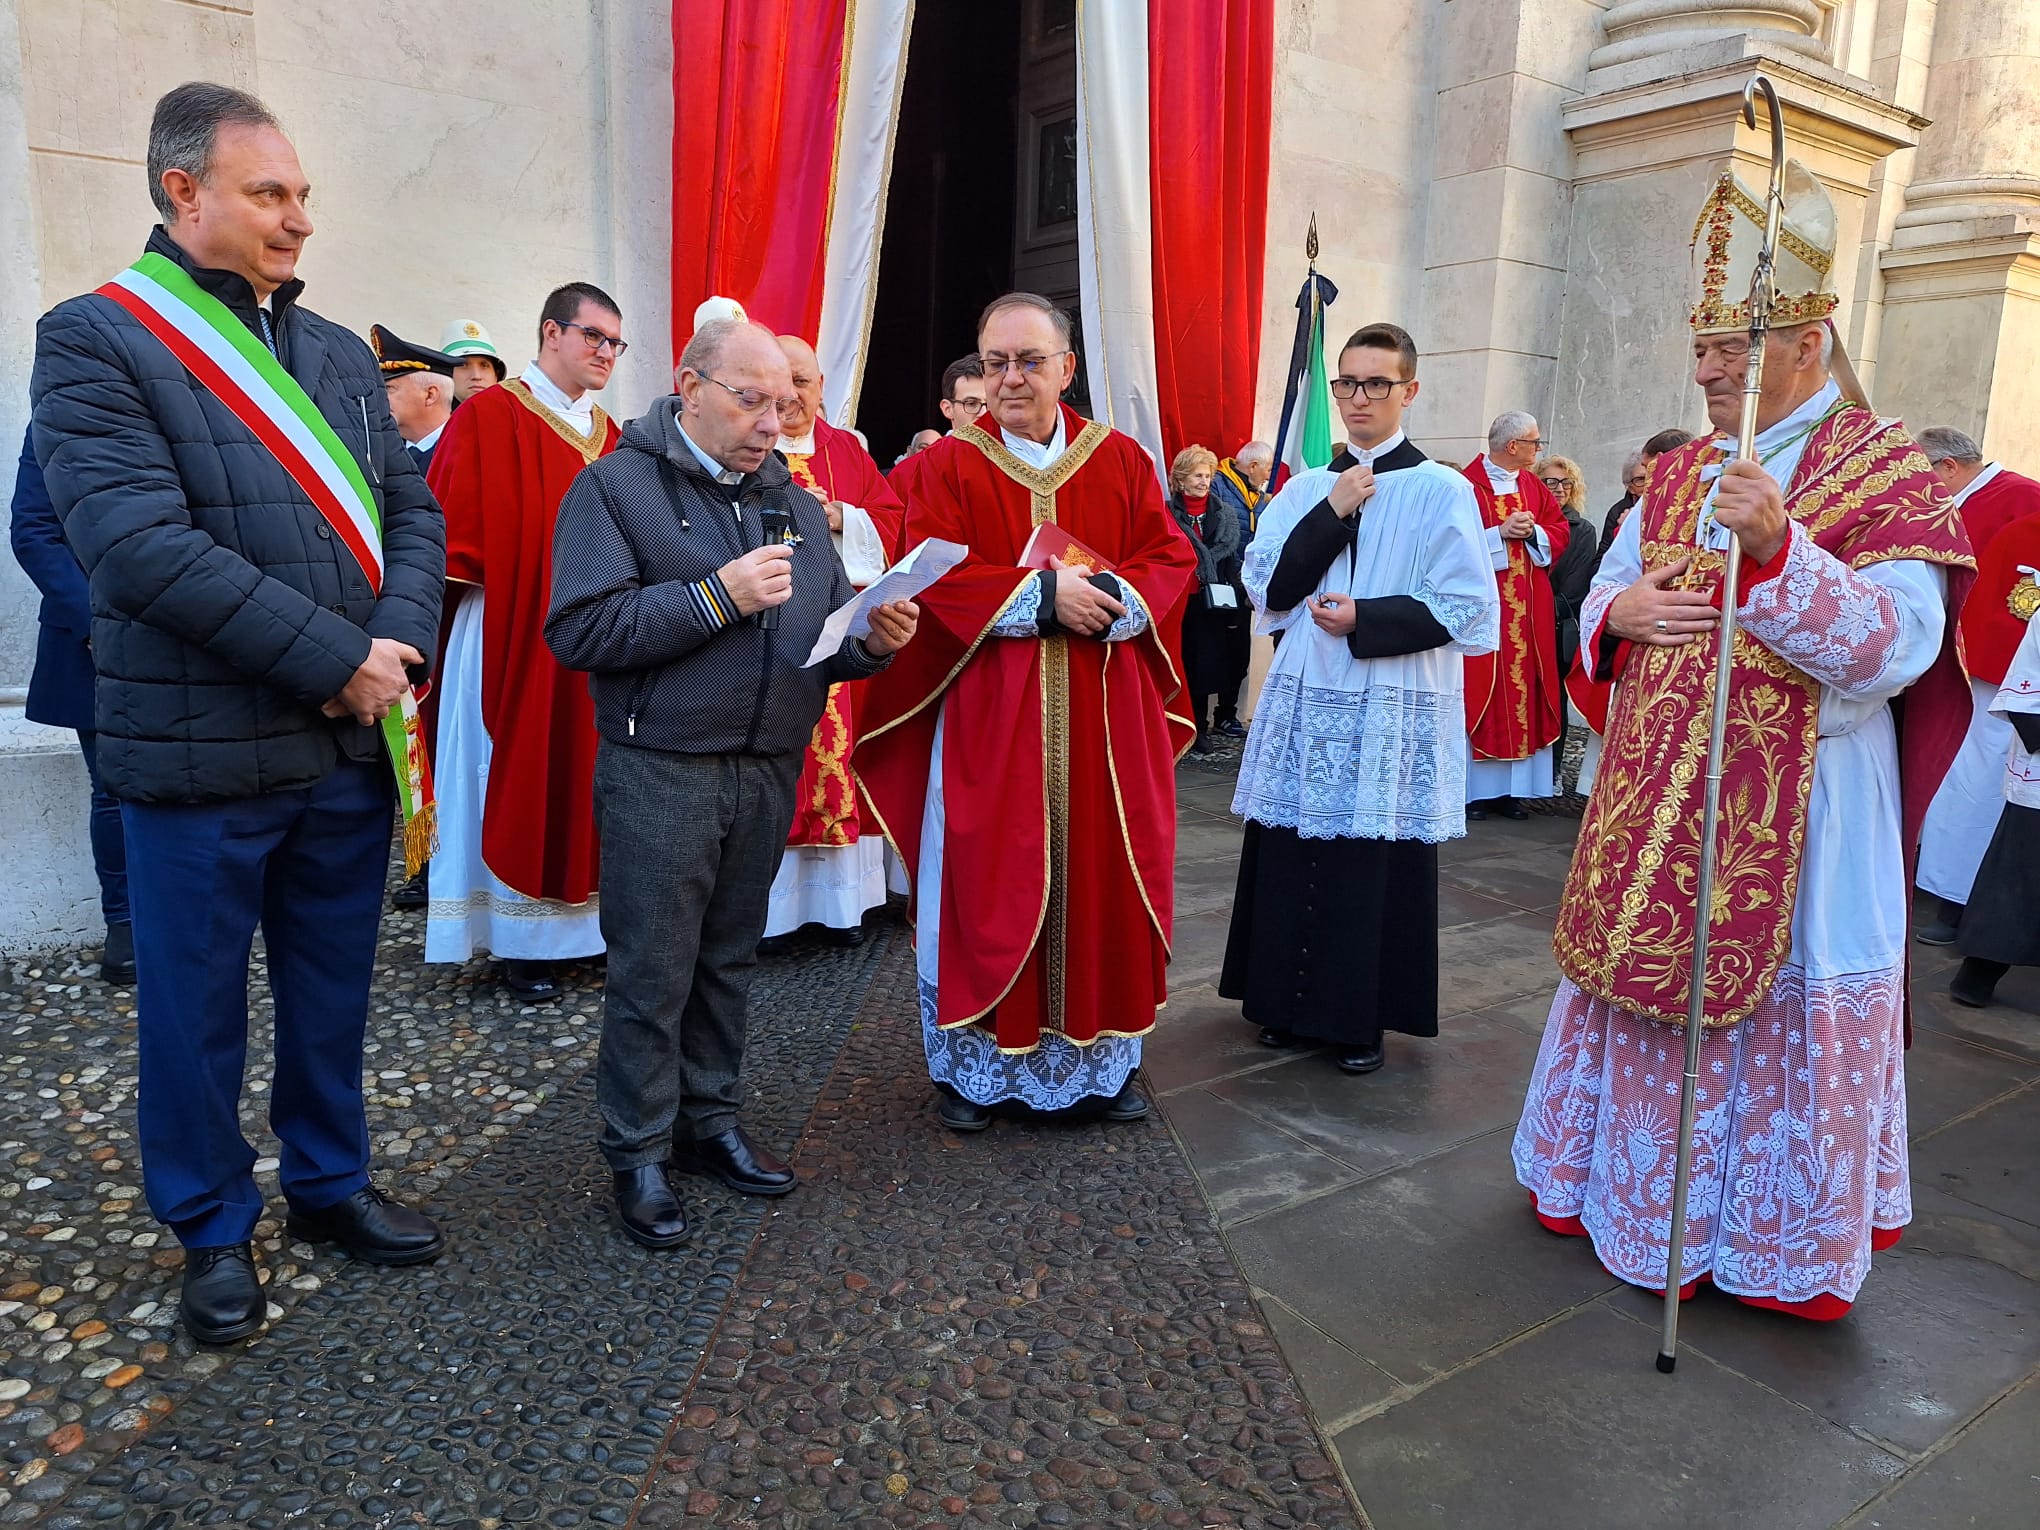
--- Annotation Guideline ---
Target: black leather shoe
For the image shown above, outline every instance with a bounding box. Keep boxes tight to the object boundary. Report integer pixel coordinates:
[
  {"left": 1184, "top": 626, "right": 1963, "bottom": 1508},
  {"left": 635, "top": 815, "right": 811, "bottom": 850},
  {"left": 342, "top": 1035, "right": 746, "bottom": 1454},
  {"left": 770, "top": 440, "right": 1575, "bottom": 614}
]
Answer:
[
  {"left": 756, "top": 934, "right": 796, "bottom": 958},
  {"left": 181, "top": 1243, "right": 263, "bottom": 1345},
  {"left": 286, "top": 1184, "right": 445, "bottom": 1265},
  {"left": 503, "top": 959, "right": 561, "bottom": 1002},
  {"left": 1467, "top": 804, "right": 1489, "bottom": 822},
  {"left": 1916, "top": 898, "right": 1964, "bottom": 946},
  {"left": 1950, "top": 957, "right": 2006, "bottom": 1009},
  {"left": 613, "top": 1166, "right": 688, "bottom": 1249},
  {"left": 671, "top": 1127, "right": 797, "bottom": 1196},
  {"left": 935, "top": 1085, "right": 993, "bottom": 1133},
  {"left": 1258, "top": 1026, "right": 1296, "bottom": 1048},
  {"left": 824, "top": 925, "right": 866, "bottom": 949},
  {"left": 1338, "top": 1043, "right": 1385, "bottom": 1074},
  {"left": 1102, "top": 1082, "right": 1149, "bottom": 1122},
  {"left": 1498, "top": 798, "right": 1531, "bottom": 821},
  {"left": 391, "top": 872, "right": 428, "bottom": 911},
  {"left": 100, "top": 921, "right": 136, "bottom": 986}
]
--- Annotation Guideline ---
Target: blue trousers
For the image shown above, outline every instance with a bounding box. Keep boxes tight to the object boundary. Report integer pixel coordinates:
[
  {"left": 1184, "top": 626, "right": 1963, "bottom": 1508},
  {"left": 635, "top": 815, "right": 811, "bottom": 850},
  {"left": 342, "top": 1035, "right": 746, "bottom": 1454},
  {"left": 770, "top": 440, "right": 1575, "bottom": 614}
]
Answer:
[
  {"left": 121, "top": 758, "right": 392, "bottom": 1248},
  {"left": 76, "top": 731, "right": 129, "bottom": 925}
]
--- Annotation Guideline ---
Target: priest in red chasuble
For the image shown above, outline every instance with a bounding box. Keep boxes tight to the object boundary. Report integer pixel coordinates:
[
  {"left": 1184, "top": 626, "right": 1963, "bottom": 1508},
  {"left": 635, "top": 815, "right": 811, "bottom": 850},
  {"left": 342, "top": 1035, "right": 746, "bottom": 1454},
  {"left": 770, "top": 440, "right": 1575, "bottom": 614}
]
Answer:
[
  {"left": 1515, "top": 160, "right": 1974, "bottom": 1320},
  {"left": 854, "top": 293, "right": 1195, "bottom": 1132},
  {"left": 1460, "top": 412, "right": 1570, "bottom": 819},
  {"left": 763, "top": 335, "right": 905, "bottom": 949},
  {"left": 424, "top": 283, "right": 623, "bottom": 1000}
]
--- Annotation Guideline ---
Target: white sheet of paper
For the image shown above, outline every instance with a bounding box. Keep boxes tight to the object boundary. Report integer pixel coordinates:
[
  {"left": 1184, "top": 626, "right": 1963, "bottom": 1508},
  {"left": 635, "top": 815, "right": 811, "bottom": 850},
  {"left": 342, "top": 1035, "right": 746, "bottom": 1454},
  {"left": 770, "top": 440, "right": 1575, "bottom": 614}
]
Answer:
[
  {"left": 802, "top": 537, "right": 969, "bottom": 667},
  {"left": 1208, "top": 585, "right": 1238, "bottom": 608}
]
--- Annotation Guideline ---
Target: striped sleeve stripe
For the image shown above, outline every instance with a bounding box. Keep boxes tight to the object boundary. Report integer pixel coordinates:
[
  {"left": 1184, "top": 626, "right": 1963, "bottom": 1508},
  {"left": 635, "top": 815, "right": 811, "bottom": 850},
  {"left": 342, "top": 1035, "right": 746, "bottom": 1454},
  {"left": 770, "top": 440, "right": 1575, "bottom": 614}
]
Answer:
[{"left": 688, "top": 574, "right": 738, "bottom": 630}]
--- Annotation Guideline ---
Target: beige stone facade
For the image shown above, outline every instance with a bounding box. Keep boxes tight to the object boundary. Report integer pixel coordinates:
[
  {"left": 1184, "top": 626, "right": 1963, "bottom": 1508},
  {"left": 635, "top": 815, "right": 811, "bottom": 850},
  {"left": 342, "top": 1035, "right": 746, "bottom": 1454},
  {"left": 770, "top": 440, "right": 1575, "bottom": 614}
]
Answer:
[{"left": 0, "top": 0, "right": 2033, "bottom": 949}]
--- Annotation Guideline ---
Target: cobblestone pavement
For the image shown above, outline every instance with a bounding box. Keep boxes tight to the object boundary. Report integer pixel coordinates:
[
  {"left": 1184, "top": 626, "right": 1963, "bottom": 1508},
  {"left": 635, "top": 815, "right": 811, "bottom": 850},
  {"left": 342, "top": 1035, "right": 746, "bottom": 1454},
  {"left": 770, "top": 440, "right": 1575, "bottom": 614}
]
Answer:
[
  {"left": 1, "top": 867, "right": 1364, "bottom": 1526},
  {"left": 1163, "top": 760, "right": 2040, "bottom": 1530}
]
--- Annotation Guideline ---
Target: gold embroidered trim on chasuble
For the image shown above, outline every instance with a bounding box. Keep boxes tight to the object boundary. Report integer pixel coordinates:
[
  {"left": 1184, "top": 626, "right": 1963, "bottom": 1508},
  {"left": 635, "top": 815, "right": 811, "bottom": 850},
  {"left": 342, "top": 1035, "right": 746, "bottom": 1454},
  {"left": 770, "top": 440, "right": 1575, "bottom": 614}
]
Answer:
[{"left": 501, "top": 379, "right": 611, "bottom": 466}]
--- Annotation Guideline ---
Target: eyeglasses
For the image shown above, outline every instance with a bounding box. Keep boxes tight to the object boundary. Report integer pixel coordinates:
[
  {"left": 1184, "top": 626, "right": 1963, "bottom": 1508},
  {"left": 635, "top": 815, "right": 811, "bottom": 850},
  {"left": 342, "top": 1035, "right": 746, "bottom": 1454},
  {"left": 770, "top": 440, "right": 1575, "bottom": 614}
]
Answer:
[
  {"left": 552, "top": 320, "right": 628, "bottom": 357},
  {"left": 950, "top": 397, "right": 990, "bottom": 414},
  {"left": 697, "top": 372, "right": 800, "bottom": 417},
  {"left": 1538, "top": 476, "right": 1570, "bottom": 492},
  {"left": 980, "top": 351, "right": 1070, "bottom": 378},
  {"left": 1329, "top": 376, "right": 1412, "bottom": 400},
  {"left": 1625, "top": 474, "right": 1650, "bottom": 490},
  {"left": 1513, "top": 436, "right": 1545, "bottom": 449}
]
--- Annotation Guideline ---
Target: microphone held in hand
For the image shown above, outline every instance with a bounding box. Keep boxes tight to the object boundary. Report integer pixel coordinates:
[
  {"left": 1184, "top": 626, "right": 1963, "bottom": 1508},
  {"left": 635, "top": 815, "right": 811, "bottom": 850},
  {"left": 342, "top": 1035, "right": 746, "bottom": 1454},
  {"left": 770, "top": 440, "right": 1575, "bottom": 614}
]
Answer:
[{"left": 757, "top": 504, "right": 793, "bottom": 630}]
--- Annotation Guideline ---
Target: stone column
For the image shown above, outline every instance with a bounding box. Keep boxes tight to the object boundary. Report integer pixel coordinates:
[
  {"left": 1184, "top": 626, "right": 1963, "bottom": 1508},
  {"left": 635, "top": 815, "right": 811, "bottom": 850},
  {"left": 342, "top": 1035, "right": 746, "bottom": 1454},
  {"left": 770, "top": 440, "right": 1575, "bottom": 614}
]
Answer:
[
  {"left": 1875, "top": 0, "right": 2040, "bottom": 465},
  {"left": 1547, "top": 2, "right": 1920, "bottom": 510}
]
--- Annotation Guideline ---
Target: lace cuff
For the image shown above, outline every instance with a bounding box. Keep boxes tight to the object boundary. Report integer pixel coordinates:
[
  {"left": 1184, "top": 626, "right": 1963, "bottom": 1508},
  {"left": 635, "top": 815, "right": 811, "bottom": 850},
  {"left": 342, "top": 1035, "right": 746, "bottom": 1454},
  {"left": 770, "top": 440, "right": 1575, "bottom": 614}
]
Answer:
[
  {"left": 991, "top": 576, "right": 1046, "bottom": 636},
  {"left": 1737, "top": 525, "right": 1904, "bottom": 695}
]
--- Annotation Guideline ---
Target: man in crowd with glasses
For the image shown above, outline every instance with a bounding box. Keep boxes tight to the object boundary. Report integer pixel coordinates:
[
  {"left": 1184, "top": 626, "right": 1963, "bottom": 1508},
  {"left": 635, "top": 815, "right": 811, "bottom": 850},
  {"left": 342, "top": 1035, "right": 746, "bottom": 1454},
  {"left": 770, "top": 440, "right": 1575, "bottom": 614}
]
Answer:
[
  {"left": 1460, "top": 411, "right": 1570, "bottom": 819},
  {"left": 545, "top": 318, "right": 918, "bottom": 1247},
  {"left": 891, "top": 352, "right": 985, "bottom": 498},
  {"left": 424, "top": 283, "right": 624, "bottom": 999},
  {"left": 762, "top": 334, "right": 906, "bottom": 951},
  {"left": 855, "top": 292, "right": 1196, "bottom": 1133}
]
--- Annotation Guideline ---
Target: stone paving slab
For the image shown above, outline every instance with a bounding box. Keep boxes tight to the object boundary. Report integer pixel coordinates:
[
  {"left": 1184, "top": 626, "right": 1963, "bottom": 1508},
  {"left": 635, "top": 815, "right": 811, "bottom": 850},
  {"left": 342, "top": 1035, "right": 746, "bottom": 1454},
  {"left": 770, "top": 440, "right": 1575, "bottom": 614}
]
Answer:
[{"left": 640, "top": 942, "right": 1365, "bottom": 1530}]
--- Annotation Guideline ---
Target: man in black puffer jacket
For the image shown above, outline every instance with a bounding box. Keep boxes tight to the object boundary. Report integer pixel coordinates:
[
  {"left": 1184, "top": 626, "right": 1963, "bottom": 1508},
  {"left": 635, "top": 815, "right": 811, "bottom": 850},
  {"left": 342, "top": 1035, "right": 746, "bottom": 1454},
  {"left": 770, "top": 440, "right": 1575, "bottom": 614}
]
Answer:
[
  {"left": 546, "top": 318, "right": 920, "bottom": 1250},
  {"left": 31, "top": 82, "right": 446, "bottom": 1344}
]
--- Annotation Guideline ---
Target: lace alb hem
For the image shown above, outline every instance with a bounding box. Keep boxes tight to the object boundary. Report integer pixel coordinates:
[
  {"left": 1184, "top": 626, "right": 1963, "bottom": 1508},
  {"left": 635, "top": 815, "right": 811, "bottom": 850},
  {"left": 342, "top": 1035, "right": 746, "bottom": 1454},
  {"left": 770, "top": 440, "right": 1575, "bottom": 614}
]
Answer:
[
  {"left": 1512, "top": 969, "right": 1910, "bottom": 1305},
  {"left": 919, "top": 977, "right": 1140, "bottom": 1108}
]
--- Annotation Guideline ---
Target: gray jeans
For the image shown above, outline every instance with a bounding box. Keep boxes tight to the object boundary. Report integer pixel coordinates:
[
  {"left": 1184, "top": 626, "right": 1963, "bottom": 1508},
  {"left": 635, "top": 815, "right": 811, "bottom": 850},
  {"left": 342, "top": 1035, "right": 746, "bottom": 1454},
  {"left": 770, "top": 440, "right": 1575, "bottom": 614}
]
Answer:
[{"left": 593, "top": 740, "right": 801, "bottom": 1169}]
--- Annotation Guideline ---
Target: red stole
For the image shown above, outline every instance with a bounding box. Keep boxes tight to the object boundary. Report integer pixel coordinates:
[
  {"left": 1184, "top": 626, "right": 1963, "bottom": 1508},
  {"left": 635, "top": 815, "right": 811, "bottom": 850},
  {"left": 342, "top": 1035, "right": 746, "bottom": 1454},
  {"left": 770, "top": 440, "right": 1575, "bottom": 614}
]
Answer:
[
  {"left": 1961, "top": 509, "right": 2040, "bottom": 685},
  {"left": 1553, "top": 413, "right": 1974, "bottom": 1026},
  {"left": 427, "top": 379, "right": 617, "bottom": 904},
  {"left": 1461, "top": 457, "right": 1569, "bottom": 761},
  {"left": 781, "top": 417, "right": 906, "bottom": 849},
  {"left": 853, "top": 405, "right": 1195, "bottom": 1051}
]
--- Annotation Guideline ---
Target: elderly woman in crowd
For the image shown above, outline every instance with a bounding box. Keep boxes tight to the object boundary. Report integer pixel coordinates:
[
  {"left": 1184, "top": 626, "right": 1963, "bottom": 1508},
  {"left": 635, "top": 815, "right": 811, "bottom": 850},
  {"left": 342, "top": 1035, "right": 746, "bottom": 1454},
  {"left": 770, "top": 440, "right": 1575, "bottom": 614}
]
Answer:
[
  {"left": 1535, "top": 455, "right": 1598, "bottom": 679},
  {"left": 1167, "top": 444, "right": 1247, "bottom": 754}
]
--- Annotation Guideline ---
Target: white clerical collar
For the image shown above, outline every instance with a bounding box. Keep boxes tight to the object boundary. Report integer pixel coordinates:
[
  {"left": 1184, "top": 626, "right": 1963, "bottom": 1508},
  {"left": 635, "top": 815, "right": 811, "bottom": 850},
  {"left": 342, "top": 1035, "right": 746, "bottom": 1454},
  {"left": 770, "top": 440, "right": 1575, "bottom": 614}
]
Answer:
[
  {"left": 675, "top": 408, "right": 743, "bottom": 485},
  {"left": 1954, "top": 460, "right": 2004, "bottom": 508},
  {"left": 999, "top": 411, "right": 1068, "bottom": 471},
  {"left": 1714, "top": 377, "right": 1842, "bottom": 461},
  {"left": 1484, "top": 456, "right": 1521, "bottom": 494},
  {"left": 413, "top": 421, "right": 446, "bottom": 454},
  {"left": 1344, "top": 429, "right": 1406, "bottom": 466},
  {"left": 521, "top": 361, "right": 598, "bottom": 439},
  {"left": 778, "top": 428, "right": 817, "bottom": 455}
]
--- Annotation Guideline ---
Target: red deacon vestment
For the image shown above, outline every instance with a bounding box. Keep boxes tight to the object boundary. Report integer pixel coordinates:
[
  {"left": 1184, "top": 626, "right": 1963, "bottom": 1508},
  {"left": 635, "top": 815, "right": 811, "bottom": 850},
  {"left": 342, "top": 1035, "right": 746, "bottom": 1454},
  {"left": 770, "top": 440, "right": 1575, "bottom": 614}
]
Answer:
[
  {"left": 1461, "top": 457, "right": 1570, "bottom": 763},
  {"left": 1956, "top": 464, "right": 2040, "bottom": 561},
  {"left": 780, "top": 418, "right": 905, "bottom": 849},
  {"left": 855, "top": 405, "right": 1196, "bottom": 1053},
  {"left": 427, "top": 379, "right": 618, "bottom": 905}
]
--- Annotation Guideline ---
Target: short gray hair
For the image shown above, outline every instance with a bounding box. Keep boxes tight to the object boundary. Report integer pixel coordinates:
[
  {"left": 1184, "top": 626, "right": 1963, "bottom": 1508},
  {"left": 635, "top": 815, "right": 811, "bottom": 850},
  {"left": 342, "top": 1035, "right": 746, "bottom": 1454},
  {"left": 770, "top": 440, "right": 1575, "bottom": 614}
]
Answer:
[
  {"left": 147, "top": 81, "right": 280, "bottom": 223},
  {"left": 1235, "top": 440, "right": 1274, "bottom": 467},
  {"left": 978, "top": 291, "right": 1074, "bottom": 349},
  {"left": 1487, "top": 411, "right": 1538, "bottom": 455},
  {"left": 1621, "top": 449, "right": 1646, "bottom": 480},
  {"left": 1917, "top": 426, "right": 1983, "bottom": 466},
  {"left": 677, "top": 317, "right": 773, "bottom": 378}
]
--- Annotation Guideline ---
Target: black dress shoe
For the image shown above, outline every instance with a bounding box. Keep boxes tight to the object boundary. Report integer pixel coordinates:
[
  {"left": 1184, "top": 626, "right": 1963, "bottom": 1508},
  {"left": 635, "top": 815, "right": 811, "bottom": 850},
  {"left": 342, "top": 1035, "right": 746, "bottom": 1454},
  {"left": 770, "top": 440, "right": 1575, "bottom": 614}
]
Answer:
[
  {"left": 671, "top": 1127, "right": 797, "bottom": 1196},
  {"left": 1257, "top": 1026, "right": 1296, "bottom": 1048},
  {"left": 756, "top": 934, "right": 796, "bottom": 958},
  {"left": 613, "top": 1166, "right": 688, "bottom": 1249},
  {"left": 1916, "top": 897, "right": 1964, "bottom": 946},
  {"left": 285, "top": 1184, "right": 445, "bottom": 1265},
  {"left": 1498, "top": 798, "right": 1531, "bottom": 821},
  {"left": 824, "top": 925, "right": 866, "bottom": 949},
  {"left": 1102, "top": 1082, "right": 1149, "bottom": 1122},
  {"left": 503, "top": 959, "right": 561, "bottom": 1001},
  {"left": 181, "top": 1243, "right": 263, "bottom": 1345},
  {"left": 1338, "top": 1043, "right": 1385, "bottom": 1074},
  {"left": 935, "top": 1085, "right": 993, "bottom": 1133},
  {"left": 391, "top": 872, "right": 428, "bottom": 911},
  {"left": 1467, "top": 804, "right": 1489, "bottom": 822},
  {"left": 100, "top": 921, "right": 136, "bottom": 986},
  {"left": 1950, "top": 957, "right": 2007, "bottom": 1009}
]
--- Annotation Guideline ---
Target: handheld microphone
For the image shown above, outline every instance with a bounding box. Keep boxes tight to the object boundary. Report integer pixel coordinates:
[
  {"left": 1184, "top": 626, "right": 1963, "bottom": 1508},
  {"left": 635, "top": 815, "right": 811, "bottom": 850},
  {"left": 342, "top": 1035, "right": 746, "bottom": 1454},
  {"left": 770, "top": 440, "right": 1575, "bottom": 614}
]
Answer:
[{"left": 757, "top": 504, "right": 793, "bottom": 631}]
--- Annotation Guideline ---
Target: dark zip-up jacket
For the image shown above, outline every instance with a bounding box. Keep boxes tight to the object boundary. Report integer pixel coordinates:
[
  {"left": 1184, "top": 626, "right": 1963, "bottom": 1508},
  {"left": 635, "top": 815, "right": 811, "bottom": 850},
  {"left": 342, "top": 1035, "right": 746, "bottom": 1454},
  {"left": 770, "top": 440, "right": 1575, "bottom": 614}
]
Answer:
[
  {"left": 30, "top": 227, "right": 445, "bottom": 802},
  {"left": 544, "top": 402, "right": 889, "bottom": 755}
]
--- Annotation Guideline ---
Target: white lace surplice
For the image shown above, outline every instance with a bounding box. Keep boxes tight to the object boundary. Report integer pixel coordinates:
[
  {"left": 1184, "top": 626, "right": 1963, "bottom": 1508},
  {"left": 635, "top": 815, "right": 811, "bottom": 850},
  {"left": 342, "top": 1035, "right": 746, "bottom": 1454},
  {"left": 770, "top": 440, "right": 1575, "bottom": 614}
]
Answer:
[
  {"left": 1232, "top": 460, "right": 1499, "bottom": 841},
  {"left": 1516, "top": 496, "right": 1948, "bottom": 1303}
]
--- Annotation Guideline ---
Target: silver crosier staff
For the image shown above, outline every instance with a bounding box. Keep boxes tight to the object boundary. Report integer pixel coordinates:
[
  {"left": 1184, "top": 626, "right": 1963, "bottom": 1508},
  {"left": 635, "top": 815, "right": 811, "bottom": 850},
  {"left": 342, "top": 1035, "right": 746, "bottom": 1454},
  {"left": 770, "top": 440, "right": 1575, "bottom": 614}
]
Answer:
[{"left": 1656, "top": 72, "right": 1789, "bottom": 1376}]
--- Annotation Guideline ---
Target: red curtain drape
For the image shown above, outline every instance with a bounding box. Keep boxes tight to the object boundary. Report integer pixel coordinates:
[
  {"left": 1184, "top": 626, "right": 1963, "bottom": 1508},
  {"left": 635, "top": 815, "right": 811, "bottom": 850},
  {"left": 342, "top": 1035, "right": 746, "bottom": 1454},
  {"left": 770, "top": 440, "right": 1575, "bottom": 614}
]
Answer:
[
  {"left": 671, "top": 0, "right": 849, "bottom": 361},
  {"left": 1147, "top": 0, "right": 1275, "bottom": 469}
]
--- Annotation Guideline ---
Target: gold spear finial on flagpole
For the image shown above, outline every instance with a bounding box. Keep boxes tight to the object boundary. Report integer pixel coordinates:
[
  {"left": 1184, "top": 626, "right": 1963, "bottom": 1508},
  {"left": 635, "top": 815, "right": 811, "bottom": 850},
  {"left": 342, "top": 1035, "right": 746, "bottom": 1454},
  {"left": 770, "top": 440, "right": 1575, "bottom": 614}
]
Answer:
[{"left": 1305, "top": 211, "right": 1319, "bottom": 268}]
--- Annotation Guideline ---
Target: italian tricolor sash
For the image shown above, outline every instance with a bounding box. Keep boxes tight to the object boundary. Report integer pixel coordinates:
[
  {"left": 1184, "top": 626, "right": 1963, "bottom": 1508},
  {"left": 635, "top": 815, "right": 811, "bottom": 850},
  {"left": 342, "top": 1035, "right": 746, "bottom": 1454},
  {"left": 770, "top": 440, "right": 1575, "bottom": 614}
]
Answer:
[{"left": 97, "top": 252, "right": 438, "bottom": 874}]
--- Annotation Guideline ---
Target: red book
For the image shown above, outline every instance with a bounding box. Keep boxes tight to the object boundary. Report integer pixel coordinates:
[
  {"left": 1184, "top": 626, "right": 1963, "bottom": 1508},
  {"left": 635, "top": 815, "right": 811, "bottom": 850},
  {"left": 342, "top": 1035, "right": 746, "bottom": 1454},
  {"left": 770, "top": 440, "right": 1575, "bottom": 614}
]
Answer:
[{"left": 1019, "top": 523, "right": 1117, "bottom": 575}]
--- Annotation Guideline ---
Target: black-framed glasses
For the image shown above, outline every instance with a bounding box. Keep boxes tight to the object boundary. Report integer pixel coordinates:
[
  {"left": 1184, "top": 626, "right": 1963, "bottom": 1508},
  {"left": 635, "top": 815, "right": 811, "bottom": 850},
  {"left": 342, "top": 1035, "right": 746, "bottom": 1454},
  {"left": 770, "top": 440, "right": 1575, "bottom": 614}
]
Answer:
[
  {"left": 1625, "top": 473, "right": 1650, "bottom": 490},
  {"left": 980, "top": 351, "right": 1071, "bottom": 378},
  {"left": 1513, "top": 436, "right": 1545, "bottom": 450},
  {"left": 1329, "top": 376, "right": 1412, "bottom": 400},
  {"left": 552, "top": 320, "right": 629, "bottom": 357},
  {"left": 698, "top": 372, "right": 798, "bottom": 417},
  {"left": 950, "top": 396, "right": 990, "bottom": 414},
  {"left": 1539, "top": 475, "right": 1570, "bottom": 492}
]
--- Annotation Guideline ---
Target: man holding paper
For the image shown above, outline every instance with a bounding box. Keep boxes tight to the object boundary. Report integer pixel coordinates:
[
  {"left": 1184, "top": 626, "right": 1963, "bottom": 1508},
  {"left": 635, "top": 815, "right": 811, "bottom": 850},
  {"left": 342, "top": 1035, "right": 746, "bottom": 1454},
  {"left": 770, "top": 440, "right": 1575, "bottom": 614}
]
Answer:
[
  {"left": 544, "top": 318, "right": 918, "bottom": 1249},
  {"left": 854, "top": 292, "right": 1197, "bottom": 1133}
]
